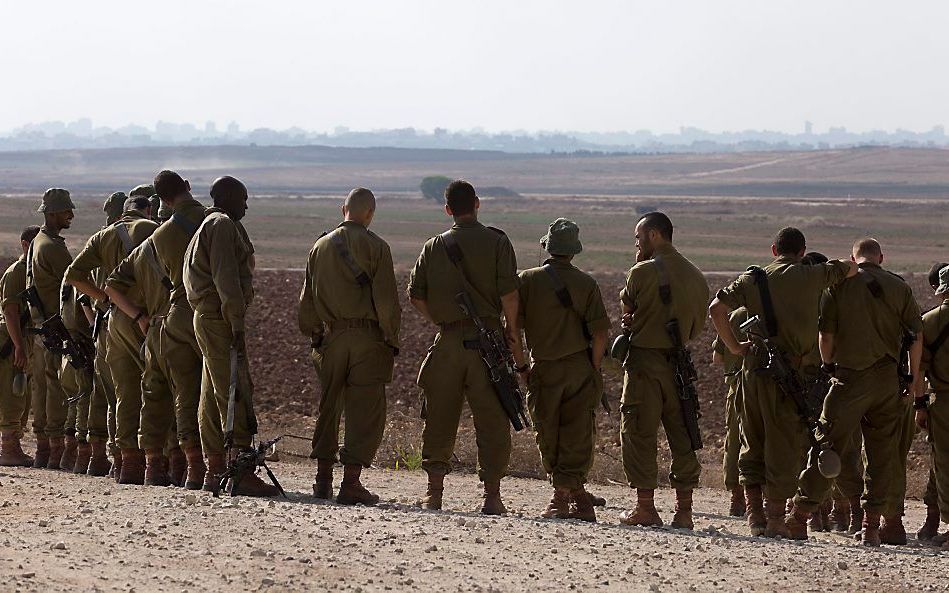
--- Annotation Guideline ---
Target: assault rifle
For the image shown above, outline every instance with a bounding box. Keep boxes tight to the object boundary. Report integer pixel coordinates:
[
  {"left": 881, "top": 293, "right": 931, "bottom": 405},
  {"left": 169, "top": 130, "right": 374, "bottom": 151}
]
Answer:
[
  {"left": 214, "top": 435, "right": 286, "bottom": 498},
  {"left": 739, "top": 314, "right": 840, "bottom": 478},
  {"left": 666, "top": 318, "right": 702, "bottom": 451},
  {"left": 455, "top": 291, "right": 530, "bottom": 432},
  {"left": 898, "top": 331, "right": 916, "bottom": 396},
  {"left": 29, "top": 314, "right": 95, "bottom": 372}
]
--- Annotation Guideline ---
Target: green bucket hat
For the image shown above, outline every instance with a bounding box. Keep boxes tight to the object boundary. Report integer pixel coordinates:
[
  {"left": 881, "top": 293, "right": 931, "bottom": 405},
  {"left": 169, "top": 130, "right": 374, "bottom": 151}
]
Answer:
[
  {"left": 103, "top": 191, "right": 127, "bottom": 219},
  {"left": 936, "top": 265, "right": 949, "bottom": 296},
  {"left": 129, "top": 184, "right": 155, "bottom": 198},
  {"left": 540, "top": 218, "right": 582, "bottom": 256},
  {"left": 37, "top": 188, "right": 76, "bottom": 213}
]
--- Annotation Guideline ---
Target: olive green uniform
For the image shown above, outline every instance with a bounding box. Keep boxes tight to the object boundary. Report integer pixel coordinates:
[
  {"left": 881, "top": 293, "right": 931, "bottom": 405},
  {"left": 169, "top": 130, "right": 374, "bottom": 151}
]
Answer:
[
  {"left": 518, "top": 259, "right": 610, "bottom": 489},
  {"left": 27, "top": 226, "right": 73, "bottom": 438},
  {"left": 716, "top": 256, "right": 849, "bottom": 499},
  {"left": 409, "top": 220, "right": 519, "bottom": 483},
  {"left": 921, "top": 301, "right": 949, "bottom": 522},
  {"left": 300, "top": 221, "right": 401, "bottom": 467},
  {"left": 59, "top": 280, "right": 93, "bottom": 441},
  {"left": 151, "top": 197, "right": 206, "bottom": 450},
  {"left": 619, "top": 243, "right": 709, "bottom": 490},
  {"left": 794, "top": 263, "right": 922, "bottom": 513},
  {"left": 0, "top": 257, "right": 32, "bottom": 435},
  {"left": 184, "top": 208, "right": 256, "bottom": 455},
  {"left": 712, "top": 307, "right": 749, "bottom": 491}
]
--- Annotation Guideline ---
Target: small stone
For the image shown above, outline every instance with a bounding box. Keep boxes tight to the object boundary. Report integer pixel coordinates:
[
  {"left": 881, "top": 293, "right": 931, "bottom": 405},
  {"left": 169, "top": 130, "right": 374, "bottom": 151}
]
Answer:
[
  {"left": 261, "top": 577, "right": 275, "bottom": 586},
  {"left": 184, "top": 494, "right": 197, "bottom": 505},
  {"left": 38, "top": 520, "right": 49, "bottom": 528},
  {"left": 251, "top": 549, "right": 267, "bottom": 557},
  {"left": 475, "top": 537, "right": 485, "bottom": 544},
  {"left": 124, "top": 520, "right": 133, "bottom": 528},
  {"left": 455, "top": 518, "right": 466, "bottom": 527},
  {"left": 649, "top": 585, "right": 660, "bottom": 592},
  {"left": 425, "top": 544, "right": 437, "bottom": 553},
  {"left": 838, "top": 561, "right": 848, "bottom": 570},
  {"left": 20, "top": 572, "right": 35, "bottom": 578},
  {"left": 51, "top": 542, "right": 66, "bottom": 550}
]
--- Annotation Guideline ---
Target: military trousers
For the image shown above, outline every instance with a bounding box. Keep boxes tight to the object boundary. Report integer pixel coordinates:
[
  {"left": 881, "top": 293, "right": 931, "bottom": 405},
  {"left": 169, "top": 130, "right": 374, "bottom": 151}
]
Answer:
[
  {"left": 87, "top": 327, "right": 114, "bottom": 446},
  {"left": 620, "top": 347, "right": 701, "bottom": 491},
  {"left": 418, "top": 329, "right": 512, "bottom": 483},
  {"left": 160, "top": 304, "right": 203, "bottom": 449},
  {"left": 795, "top": 361, "right": 904, "bottom": 513},
  {"left": 722, "top": 374, "right": 742, "bottom": 490},
  {"left": 193, "top": 312, "right": 254, "bottom": 455},
  {"left": 59, "top": 356, "right": 93, "bottom": 441},
  {"left": 31, "top": 348, "right": 68, "bottom": 438},
  {"left": 310, "top": 326, "right": 393, "bottom": 467},
  {"left": 138, "top": 319, "right": 177, "bottom": 451},
  {"left": 831, "top": 426, "right": 865, "bottom": 500},
  {"left": 527, "top": 351, "right": 598, "bottom": 490},
  {"left": 926, "top": 392, "right": 949, "bottom": 522},
  {"left": 106, "top": 311, "right": 146, "bottom": 450},
  {"left": 0, "top": 350, "right": 29, "bottom": 434}
]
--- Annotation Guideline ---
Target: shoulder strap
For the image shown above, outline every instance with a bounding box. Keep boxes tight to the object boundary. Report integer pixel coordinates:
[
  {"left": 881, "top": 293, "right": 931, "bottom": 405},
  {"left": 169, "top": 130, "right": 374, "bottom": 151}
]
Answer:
[
  {"left": 928, "top": 321, "right": 949, "bottom": 355},
  {"left": 653, "top": 255, "right": 672, "bottom": 306},
  {"left": 115, "top": 223, "right": 134, "bottom": 256},
  {"left": 26, "top": 239, "right": 35, "bottom": 281},
  {"left": 171, "top": 212, "right": 200, "bottom": 238},
  {"left": 541, "top": 264, "right": 573, "bottom": 308},
  {"left": 440, "top": 231, "right": 463, "bottom": 265},
  {"left": 748, "top": 266, "right": 778, "bottom": 337},
  {"left": 330, "top": 230, "right": 370, "bottom": 287},
  {"left": 861, "top": 272, "right": 885, "bottom": 299},
  {"left": 142, "top": 240, "right": 173, "bottom": 292}
]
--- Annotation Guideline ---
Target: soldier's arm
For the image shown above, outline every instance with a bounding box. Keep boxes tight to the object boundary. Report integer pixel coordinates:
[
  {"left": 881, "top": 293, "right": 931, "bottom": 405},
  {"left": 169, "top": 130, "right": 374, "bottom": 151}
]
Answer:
[
  {"left": 297, "top": 249, "right": 324, "bottom": 339},
  {"left": 409, "top": 297, "right": 435, "bottom": 325},
  {"left": 709, "top": 298, "right": 748, "bottom": 356},
  {"left": 105, "top": 256, "right": 147, "bottom": 330},
  {"left": 209, "top": 220, "right": 248, "bottom": 334},
  {"left": 909, "top": 332, "right": 924, "bottom": 398},
  {"left": 501, "top": 290, "right": 526, "bottom": 368},
  {"left": 591, "top": 327, "right": 608, "bottom": 370},
  {"left": 407, "top": 245, "right": 433, "bottom": 325},
  {"left": 2, "top": 301, "right": 26, "bottom": 368},
  {"left": 818, "top": 331, "right": 835, "bottom": 364},
  {"left": 371, "top": 243, "right": 401, "bottom": 350},
  {"left": 64, "top": 234, "right": 103, "bottom": 297}
]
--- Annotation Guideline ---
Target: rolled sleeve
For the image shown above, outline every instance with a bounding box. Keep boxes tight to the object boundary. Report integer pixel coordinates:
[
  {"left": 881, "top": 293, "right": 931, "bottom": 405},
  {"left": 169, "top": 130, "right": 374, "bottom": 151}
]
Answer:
[
  {"left": 407, "top": 245, "right": 429, "bottom": 300},
  {"left": 495, "top": 235, "right": 519, "bottom": 297}
]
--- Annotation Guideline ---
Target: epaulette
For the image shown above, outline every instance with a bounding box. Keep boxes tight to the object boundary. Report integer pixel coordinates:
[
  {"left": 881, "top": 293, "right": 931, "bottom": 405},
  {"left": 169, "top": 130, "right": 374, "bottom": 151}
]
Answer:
[
  {"left": 486, "top": 226, "right": 506, "bottom": 235},
  {"left": 885, "top": 270, "right": 906, "bottom": 282},
  {"left": 318, "top": 231, "right": 329, "bottom": 240}
]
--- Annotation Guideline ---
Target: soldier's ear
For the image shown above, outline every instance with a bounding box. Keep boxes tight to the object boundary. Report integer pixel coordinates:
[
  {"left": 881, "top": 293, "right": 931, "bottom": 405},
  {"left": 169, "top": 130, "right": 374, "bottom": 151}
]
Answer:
[
  {"left": 444, "top": 203, "right": 453, "bottom": 217},
  {"left": 771, "top": 244, "right": 778, "bottom": 257},
  {"left": 185, "top": 180, "right": 191, "bottom": 192}
]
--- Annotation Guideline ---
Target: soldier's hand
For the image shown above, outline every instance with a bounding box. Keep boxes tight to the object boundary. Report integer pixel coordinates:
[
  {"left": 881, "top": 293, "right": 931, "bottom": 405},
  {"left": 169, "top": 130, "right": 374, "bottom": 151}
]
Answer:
[
  {"left": 916, "top": 409, "right": 929, "bottom": 431},
  {"left": 621, "top": 313, "right": 633, "bottom": 330},
  {"left": 12, "top": 344, "right": 27, "bottom": 369}
]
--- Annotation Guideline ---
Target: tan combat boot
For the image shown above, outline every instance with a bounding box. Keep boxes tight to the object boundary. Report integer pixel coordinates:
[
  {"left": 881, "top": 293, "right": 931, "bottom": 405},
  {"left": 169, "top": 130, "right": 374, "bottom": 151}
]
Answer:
[
  {"left": 729, "top": 486, "right": 746, "bottom": 517},
  {"left": 109, "top": 448, "right": 122, "bottom": 480},
  {"left": 312, "top": 458, "right": 334, "bottom": 500},
  {"left": 481, "top": 480, "right": 507, "bottom": 515},
  {"left": 848, "top": 495, "right": 863, "bottom": 534},
  {"left": 671, "top": 489, "right": 694, "bottom": 530},
  {"left": 830, "top": 496, "right": 850, "bottom": 532},
  {"left": 46, "top": 436, "right": 65, "bottom": 470},
  {"left": 569, "top": 488, "right": 597, "bottom": 522},
  {"left": 202, "top": 453, "right": 226, "bottom": 493},
  {"left": 183, "top": 446, "right": 206, "bottom": 490},
  {"left": 587, "top": 491, "right": 607, "bottom": 507},
  {"left": 419, "top": 468, "right": 445, "bottom": 510},
  {"left": 72, "top": 441, "right": 91, "bottom": 474},
  {"left": 118, "top": 448, "right": 146, "bottom": 485},
  {"left": 917, "top": 504, "right": 941, "bottom": 541},
  {"left": 86, "top": 442, "right": 111, "bottom": 477},
  {"left": 862, "top": 510, "right": 882, "bottom": 547},
  {"left": 880, "top": 514, "right": 907, "bottom": 545},
  {"left": 745, "top": 485, "right": 766, "bottom": 536},
  {"left": 59, "top": 434, "right": 78, "bottom": 472},
  {"left": 619, "top": 489, "right": 663, "bottom": 527},
  {"left": 167, "top": 447, "right": 187, "bottom": 487},
  {"left": 32, "top": 436, "right": 50, "bottom": 468},
  {"left": 785, "top": 503, "right": 810, "bottom": 540},
  {"left": 540, "top": 487, "right": 571, "bottom": 519},
  {"left": 764, "top": 498, "right": 791, "bottom": 538},
  {"left": 224, "top": 449, "right": 280, "bottom": 498},
  {"left": 0, "top": 432, "right": 34, "bottom": 467},
  {"left": 336, "top": 464, "right": 378, "bottom": 505},
  {"left": 144, "top": 449, "right": 171, "bottom": 486}
]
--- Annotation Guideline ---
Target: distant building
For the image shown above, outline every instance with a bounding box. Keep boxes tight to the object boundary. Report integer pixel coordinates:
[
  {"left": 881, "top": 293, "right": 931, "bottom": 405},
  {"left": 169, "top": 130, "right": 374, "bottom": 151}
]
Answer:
[{"left": 804, "top": 121, "right": 813, "bottom": 135}]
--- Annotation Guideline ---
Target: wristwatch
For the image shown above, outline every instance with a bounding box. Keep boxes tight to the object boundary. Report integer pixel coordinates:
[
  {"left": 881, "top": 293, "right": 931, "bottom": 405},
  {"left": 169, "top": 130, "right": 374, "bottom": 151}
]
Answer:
[
  {"left": 820, "top": 362, "right": 836, "bottom": 375},
  {"left": 515, "top": 364, "right": 529, "bottom": 373},
  {"left": 914, "top": 394, "right": 930, "bottom": 410}
]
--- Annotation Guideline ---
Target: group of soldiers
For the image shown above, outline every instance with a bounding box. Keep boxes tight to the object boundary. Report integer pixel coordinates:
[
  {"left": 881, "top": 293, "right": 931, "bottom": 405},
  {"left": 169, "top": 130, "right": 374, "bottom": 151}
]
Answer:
[{"left": 1, "top": 176, "right": 947, "bottom": 548}]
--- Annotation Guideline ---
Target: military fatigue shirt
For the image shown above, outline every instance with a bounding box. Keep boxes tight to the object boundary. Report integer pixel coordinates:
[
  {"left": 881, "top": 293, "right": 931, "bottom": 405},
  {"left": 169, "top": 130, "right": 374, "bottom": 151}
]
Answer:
[
  {"left": 819, "top": 262, "right": 922, "bottom": 371},
  {"left": 0, "top": 256, "right": 28, "bottom": 343},
  {"left": 65, "top": 211, "right": 158, "bottom": 291},
  {"left": 717, "top": 256, "right": 850, "bottom": 359},
  {"left": 518, "top": 259, "right": 610, "bottom": 361},
  {"left": 407, "top": 220, "right": 518, "bottom": 324},
  {"left": 298, "top": 221, "right": 401, "bottom": 348},
  {"left": 28, "top": 226, "right": 72, "bottom": 323},
  {"left": 60, "top": 278, "right": 91, "bottom": 338},
  {"left": 620, "top": 243, "right": 709, "bottom": 348},
  {"left": 183, "top": 207, "right": 254, "bottom": 332},
  {"left": 922, "top": 300, "right": 949, "bottom": 393},
  {"left": 149, "top": 197, "right": 206, "bottom": 307},
  {"left": 712, "top": 306, "right": 749, "bottom": 377},
  {"left": 106, "top": 238, "right": 171, "bottom": 318}
]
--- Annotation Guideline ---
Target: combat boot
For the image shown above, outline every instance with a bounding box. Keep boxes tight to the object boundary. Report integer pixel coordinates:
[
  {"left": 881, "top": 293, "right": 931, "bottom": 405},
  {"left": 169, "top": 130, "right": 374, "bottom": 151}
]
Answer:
[
  {"left": 46, "top": 436, "right": 65, "bottom": 470},
  {"left": 32, "top": 436, "right": 50, "bottom": 468},
  {"left": 745, "top": 485, "right": 766, "bottom": 536},
  {"left": 830, "top": 496, "right": 850, "bottom": 532},
  {"left": 144, "top": 449, "right": 171, "bottom": 486},
  {"left": 917, "top": 504, "right": 941, "bottom": 541},
  {"left": 86, "top": 442, "right": 111, "bottom": 477},
  {"left": 671, "top": 489, "right": 694, "bottom": 530},
  {"left": 336, "top": 464, "right": 379, "bottom": 505},
  {"left": 481, "top": 480, "right": 507, "bottom": 515},
  {"left": 0, "top": 432, "right": 34, "bottom": 467},
  {"left": 848, "top": 495, "right": 863, "bottom": 534},
  {"left": 540, "top": 487, "right": 571, "bottom": 519},
  {"left": 202, "top": 453, "right": 226, "bottom": 493},
  {"left": 619, "top": 489, "right": 663, "bottom": 527},
  {"left": 729, "top": 486, "right": 746, "bottom": 517},
  {"left": 183, "top": 447, "right": 206, "bottom": 490},
  {"left": 587, "top": 491, "right": 607, "bottom": 507},
  {"left": 418, "top": 468, "right": 445, "bottom": 510},
  {"left": 569, "top": 488, "right": 597, "bottom": 522},
  {"left": 312, "top": 458, "right": 334, "bottom": 500},
  {"left": 167, "top": 447, "right": 187, "bottom": 487},
  {"left": 109, "top": 448, "right": 122, "bottom": 480},
  {"left": 764, "top": 498, "right": 791, "bottom": 538},
  {"left": 785, "top": 503, "right": 810, "bottom": 540},
  {"left": 862, "top": 510, "right": 881, "bottom": 547},
  {"left": 118, "top": 448, "right": 145, "bottom": 485},
  {"left": 72, "top": 441, "right": 91, "bottom": 474},
  {"left": 880, "top": 515, "right": 907, "bottom": 545},
  {"left": 228, "top": 471, "right": 281, "bottom": 497},
  {"left": 809, "top": 500, "right": 830, "bottom": 532},
  {"left": 59, "top": 434, "right": 78, "bottom": 472}
]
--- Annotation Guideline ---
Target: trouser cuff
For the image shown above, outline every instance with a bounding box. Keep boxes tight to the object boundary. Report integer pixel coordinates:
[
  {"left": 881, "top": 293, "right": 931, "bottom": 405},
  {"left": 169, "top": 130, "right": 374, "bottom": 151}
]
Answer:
[{"left": 551, "top": 474, "right": 584, "bottom": 490}]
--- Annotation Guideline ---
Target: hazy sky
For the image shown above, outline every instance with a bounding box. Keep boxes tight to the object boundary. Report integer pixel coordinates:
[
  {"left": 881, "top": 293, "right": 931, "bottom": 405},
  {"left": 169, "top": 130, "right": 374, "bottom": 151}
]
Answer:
[{"left": 2, "top": 0, "right": 947, "bottom": 134}]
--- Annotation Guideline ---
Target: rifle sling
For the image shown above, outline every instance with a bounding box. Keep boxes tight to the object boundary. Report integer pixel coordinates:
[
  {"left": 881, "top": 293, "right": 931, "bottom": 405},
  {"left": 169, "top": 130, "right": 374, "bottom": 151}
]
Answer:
[
  {"left": 114, "top": 223, "right": 134, "bottom": 256},
  {"left": 171, "top": 212, "right": 200, "bottom": 238},
  {"left": 748, "top": 266, "right": 779, "bottom": 338},
  {"left": 927, "top": 313, "right": 949, "bottom": 355},
  {"left": 542, "top": 263, "right": 591, "bottom": 341},
  {"left": 330, "top": 230, "right": 371, "bottom": 287},
  {"left": 439, "top": 231, "right": 493, "bottom": 314},
  {"left": 142, "top": 240, "right": 173, "bottom": 292}
]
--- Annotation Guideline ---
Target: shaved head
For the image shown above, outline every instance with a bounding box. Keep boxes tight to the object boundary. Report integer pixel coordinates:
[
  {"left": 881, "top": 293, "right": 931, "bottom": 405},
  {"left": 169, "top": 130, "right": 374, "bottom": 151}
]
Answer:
[
  {"left": 210, "top": 175, "right": 249, "bottom": 221},
  {"left": 853, "top": 237, "right": 882, "bottom": 260},
  {"left": 344, "top": 187, "right": 376, "bottom": 216}
]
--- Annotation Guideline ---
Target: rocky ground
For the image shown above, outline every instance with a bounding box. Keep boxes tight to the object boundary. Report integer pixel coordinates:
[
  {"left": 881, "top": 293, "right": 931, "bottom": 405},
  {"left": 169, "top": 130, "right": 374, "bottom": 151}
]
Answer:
[{"left": 1, "top": 456, "right": 947, "bottom": 593}]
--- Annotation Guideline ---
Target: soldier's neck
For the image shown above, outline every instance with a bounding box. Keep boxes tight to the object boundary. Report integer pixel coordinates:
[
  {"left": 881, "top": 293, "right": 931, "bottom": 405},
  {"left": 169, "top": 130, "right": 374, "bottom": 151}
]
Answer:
[{"left": 452, "top": 214, "right": 478, "bottom": 225}]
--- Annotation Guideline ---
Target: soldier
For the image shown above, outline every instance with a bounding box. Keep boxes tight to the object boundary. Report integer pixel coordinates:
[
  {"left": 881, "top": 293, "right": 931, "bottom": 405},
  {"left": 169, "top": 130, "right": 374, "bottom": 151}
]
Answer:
[
  {"left": 408, "top": 180, "right": 526, "bottom": 514},
  {"left": 58, "top": 276, "right": 94, "bottom": 472},
  {"left": 709, "top": 227, "right": 855, "bottom": 538},
  {"left": 787, "top": 238, "right": 922, "bottom": 546},
  {"left": 616, "top": 212, "right": 708, "bottom": 530},
  {"left": 711, "top": 306, "right": 749, "bottom": 517},
  {"left": 0, "top": 226, "right": 41, "bottom": 466},
  {"left": 915, "top": 262, "right": 949, "bottom": 545},
  {"left": 299, "top": 188, "right": 401, "bottom": 505},
  {"left": 517, "top": 218, "right": 609, "bottom": 522},
  {"left": 150, "top": 170, "right": 208, "bottom": 490},
  {"left": 183, "top": 175, "right": 278, "bottom": 497},
  {"left": 65, "top": 195, "right": 157, "bottom": 483},
  {"left": 27, "top": 188, "right": 75, "bottom": 469}
]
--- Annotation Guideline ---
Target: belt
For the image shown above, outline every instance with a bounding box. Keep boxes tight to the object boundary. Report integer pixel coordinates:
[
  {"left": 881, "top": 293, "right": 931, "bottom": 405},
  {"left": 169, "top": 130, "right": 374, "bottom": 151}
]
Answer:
[
  {"left": 439, "top": 317, "right": 498, "bottom": 332},
  {"left": 330, "top": 318, "right": 379, "bottom": 332}
]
